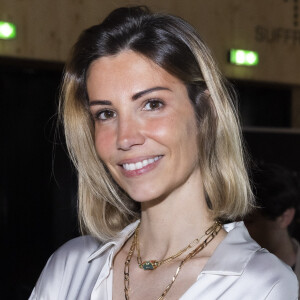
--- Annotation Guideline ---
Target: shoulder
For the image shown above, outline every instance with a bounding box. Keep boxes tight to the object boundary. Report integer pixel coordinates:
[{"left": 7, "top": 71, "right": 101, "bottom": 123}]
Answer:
[
  {"left": 247, "top": 247, "right": 296, "bottom": 280},
  {"left": 50, "top": 235, "right": 101, "bottom": 260},
  {"left": 29, "top": 236, "right": 103, "bottom": 300},
  {"left": 44, "top": 235, "right": 102, "bottom": 271},
  {"left": 245, "top": 249, "right": 298, "bottom": 299},
  {"left": 216, "top": 222, "right": 298, "bottom": 298}
]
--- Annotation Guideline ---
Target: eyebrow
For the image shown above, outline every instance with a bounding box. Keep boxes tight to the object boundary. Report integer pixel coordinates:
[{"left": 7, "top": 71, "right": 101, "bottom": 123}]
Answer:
[
  {"left": 132, "top": 86, "right": 171, "bottom": 100},
  {"left": 88, "top": 86, "right": 171, "bottom": 106},
  {"left": 89, "top": 100, "right": 111, "bottom": 106}
]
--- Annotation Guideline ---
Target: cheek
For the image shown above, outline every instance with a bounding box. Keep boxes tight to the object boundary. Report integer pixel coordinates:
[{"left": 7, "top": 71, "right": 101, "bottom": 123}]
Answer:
[
  {"left": 94, "top": 127, "right": 115, "bottom": 161},
  {"left": 142, "top": 116, "right": 181, "bottom": 149},
  {"left": 147, "top": 108, "right": 197, "bottom": 140}
]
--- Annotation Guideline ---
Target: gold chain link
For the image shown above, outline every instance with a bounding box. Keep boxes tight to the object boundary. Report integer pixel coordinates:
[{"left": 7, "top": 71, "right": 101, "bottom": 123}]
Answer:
[
  {"left": 136, "top": 225, "right": 208, "bottom": 270},
  {"left": 123, "top": 221, "right": 222, "bottom": 300}
]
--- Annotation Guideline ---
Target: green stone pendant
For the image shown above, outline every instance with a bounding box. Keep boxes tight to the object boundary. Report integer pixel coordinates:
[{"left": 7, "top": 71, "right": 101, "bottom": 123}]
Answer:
[{"left": 139, "top": 260, "right": 159, "bottom": 270}]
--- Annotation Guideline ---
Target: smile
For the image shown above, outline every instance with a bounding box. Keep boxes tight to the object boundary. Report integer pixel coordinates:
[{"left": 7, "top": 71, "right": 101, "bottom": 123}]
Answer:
[{"left": 122, "top": 156, "right": 162, "bottom": 171}]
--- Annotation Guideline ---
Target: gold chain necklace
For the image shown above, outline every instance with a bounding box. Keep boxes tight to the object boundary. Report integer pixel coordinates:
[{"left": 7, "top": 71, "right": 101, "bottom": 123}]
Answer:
[
  {"left": 124, "top": 221, "right": 222, "bottom": 300},
  {"left": 136, "top": 224, "right": 209, "bottom": 270}
]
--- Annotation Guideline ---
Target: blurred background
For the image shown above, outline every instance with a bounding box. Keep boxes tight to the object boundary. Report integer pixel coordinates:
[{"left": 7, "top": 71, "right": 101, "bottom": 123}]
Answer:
[{"left": 1, "top": 0, "right": 300, "bottom": 298}]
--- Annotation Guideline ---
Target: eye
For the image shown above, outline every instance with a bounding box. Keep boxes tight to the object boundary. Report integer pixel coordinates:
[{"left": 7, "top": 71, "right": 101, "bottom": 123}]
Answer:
[
  {"left": 143, "top": 99, "right": 164, "bottom": 111},
  {"left": 95, "top": 109, "right": 116, "bottom": 121}
]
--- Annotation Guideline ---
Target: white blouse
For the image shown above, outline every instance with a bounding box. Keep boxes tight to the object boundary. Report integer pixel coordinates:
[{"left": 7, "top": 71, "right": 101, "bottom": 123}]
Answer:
[{"left": 29, "top": 222, "right": 298, "bottom": 300}]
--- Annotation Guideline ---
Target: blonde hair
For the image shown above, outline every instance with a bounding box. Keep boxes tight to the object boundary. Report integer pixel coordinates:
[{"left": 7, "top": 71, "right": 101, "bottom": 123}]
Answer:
[{"left": 60, "top": 6, "right": 254, "bottom": 241}]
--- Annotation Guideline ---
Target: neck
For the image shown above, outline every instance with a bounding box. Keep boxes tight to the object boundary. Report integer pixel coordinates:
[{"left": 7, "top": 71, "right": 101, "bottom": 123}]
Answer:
[{"left": 137, "top": 168, "right": 216, "bottom": 259}]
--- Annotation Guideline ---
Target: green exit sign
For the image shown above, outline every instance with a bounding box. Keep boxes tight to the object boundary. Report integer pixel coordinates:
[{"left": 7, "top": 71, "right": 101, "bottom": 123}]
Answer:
[
  {"left": 0, "top": 21, "right": 16, "bottom": 39},
  {"left": 229, "top": 49, "right": 259, "bottom": 66}
]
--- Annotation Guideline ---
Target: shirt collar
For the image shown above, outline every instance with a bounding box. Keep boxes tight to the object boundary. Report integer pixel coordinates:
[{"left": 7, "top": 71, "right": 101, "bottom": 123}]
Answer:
[
  {"left": 88, "top": 220, "right": 261, "bottom": 276},
  {"left": 88, "top": 220, "right": 140, "bottom": 262},
  {"left": 202, "top": 221, "right": 261, "bottom": 275}
]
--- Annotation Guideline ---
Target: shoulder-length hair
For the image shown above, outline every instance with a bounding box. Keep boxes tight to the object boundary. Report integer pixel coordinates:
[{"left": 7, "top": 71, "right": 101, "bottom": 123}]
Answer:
[{"left": 60, "top": 6, "right": 254, "bottom": 241}]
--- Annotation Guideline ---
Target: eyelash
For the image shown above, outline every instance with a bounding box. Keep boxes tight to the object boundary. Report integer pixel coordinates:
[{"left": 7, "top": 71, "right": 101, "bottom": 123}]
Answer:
[
  {"left": 95, "top": 109, "right": 116, "bottom": 121},
  {"left": 142, "top": 99, "right": 164, "bottom": 111},
  {"left": 93, "top": 99, "right": 164, "bottom": 121}
]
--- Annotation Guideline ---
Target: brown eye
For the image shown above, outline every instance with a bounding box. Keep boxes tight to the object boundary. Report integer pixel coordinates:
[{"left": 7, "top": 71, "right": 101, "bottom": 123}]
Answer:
[
  {"left": 143, "top": 100, "right": 164, "bottom": 111},
  {"left": 97, "top": 109, "right": 116, "bottom": 120}
]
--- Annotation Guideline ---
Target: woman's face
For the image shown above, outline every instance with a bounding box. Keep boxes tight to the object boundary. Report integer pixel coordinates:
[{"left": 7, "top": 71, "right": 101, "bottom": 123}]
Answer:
[{"left": 87, "top": 50, "right": 200, "bottom": 202}]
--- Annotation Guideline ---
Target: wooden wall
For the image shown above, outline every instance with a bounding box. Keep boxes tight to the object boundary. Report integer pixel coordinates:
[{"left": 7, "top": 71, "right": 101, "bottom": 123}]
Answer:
[{"left": 0, "top": 0, "right": 300, "bottom": 85}]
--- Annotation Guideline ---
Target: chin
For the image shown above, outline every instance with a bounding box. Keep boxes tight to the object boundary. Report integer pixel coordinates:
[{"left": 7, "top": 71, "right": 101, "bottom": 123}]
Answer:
[
  {"left": 126, "top": 186, "right": 166, "bottom": 204},
  {"left": 128, "top": 192, "right": 161, "bottom": 204}
]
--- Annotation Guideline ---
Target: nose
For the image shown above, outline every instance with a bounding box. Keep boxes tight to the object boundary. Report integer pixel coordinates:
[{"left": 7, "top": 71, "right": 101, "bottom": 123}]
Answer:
[{"left": 116, "top": 116, "right": 145, "bottom": 151}]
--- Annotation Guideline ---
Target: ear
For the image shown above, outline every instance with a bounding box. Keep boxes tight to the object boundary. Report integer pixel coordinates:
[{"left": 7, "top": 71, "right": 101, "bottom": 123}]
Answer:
[{"left": 277, "top": 207, "right": 296, "bottom": 229}]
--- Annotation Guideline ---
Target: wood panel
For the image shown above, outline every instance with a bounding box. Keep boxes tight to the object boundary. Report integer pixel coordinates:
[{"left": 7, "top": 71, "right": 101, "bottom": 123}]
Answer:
[{"left": 0, "top": 0, "right": 299, "bottom": 85}]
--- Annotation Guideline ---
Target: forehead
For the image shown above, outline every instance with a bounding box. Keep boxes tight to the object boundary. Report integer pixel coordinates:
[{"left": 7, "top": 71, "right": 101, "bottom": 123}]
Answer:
[{"left": 86, "top": 50, "right": 182, "bottom": 97}]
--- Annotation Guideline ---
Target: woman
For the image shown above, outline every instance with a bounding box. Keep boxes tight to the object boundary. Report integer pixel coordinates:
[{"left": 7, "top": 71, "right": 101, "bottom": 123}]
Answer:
[{"left": 30, "top": 6, "right": 298, "bottom": 300}]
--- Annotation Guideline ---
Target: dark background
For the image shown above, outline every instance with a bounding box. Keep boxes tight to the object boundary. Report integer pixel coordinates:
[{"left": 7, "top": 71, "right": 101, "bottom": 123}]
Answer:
[
  {"left": 1, "top": 59, "right": 299, "bottom": 299},
  {"left": 0, "top": 59, "right": 78, "bottom": 299}
]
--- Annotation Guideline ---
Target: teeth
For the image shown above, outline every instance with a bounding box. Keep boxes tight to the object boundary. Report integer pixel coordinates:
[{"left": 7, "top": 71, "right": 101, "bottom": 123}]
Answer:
[
  {"left": 136, "top": 162, "right": 143, "bottom": 169},
  {"left": 122, "top": 156, "right": 161, "bottom": 171}
]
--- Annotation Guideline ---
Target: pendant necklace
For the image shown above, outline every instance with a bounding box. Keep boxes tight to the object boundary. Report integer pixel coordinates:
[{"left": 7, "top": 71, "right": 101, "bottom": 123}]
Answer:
[
  {"left": 123, "top": 220, "right": 222, "bottom": 300},
  {"left": 136, "top": 223, "right": 210, "bottom": 270}
]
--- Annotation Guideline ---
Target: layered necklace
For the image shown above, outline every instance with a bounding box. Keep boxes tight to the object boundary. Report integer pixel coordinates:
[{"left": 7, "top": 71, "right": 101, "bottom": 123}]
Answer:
[{"left": 124, "top": 220, "right": 222, "bottom": 300}]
